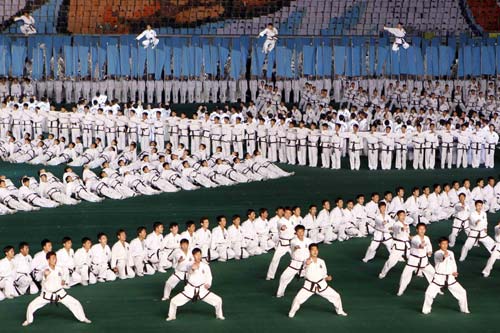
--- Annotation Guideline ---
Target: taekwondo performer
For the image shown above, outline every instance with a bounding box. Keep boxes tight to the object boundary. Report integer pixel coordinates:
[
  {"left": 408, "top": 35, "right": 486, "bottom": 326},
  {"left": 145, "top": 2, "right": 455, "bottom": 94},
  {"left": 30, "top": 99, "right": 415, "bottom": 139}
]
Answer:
[
  {"left": 384, "top": 22, "right": 410, "bottom": 51},
  {"left": 397, "top": 223, "right": 436, "bottom": 296},
  {"left": 276, "top": 225, "right": 312, "bottom": 298},
  {"left": 22, "top": 251, "right": 91, "bottom": 326},
  {"left": 258, "top": 23, "right": 278, "bottom": 54},
  {"left": 422, "top": 237, "right": 469, "bottom": 314},
  {"left": 136, "top": 25, "right": 159, "bottom": 49},
  {"left": 288, "top": 243, "right": 347, "bottom": 318},
  {"left": 166, "top": 248, "right": 224, "bottom": 321}
]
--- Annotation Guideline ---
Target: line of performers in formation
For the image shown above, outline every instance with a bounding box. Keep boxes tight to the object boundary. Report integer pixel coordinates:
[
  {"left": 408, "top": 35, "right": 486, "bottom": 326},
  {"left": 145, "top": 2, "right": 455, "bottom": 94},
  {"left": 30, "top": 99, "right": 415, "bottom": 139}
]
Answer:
[
  {"left": 2, "top": 176, "right": 500, "bottom": 324},
  {"left": 0, "top": 146, "right": 292, "bottom": 215},
  {"left": 1, "top": 94, "right": 499, "bottom": 172}
]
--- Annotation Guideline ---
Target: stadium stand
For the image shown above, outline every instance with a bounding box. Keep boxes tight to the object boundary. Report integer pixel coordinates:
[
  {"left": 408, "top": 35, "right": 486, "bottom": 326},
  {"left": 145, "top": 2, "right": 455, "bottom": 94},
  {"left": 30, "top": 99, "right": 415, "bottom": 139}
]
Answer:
[{"left": 0, "top": 0, "right": 494, "bottom": 35}]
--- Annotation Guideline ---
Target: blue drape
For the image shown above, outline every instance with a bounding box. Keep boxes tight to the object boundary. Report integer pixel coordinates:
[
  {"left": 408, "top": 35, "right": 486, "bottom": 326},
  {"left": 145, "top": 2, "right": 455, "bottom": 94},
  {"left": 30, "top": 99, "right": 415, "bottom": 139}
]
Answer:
[
  {"left": 119, "top": 36, "right": 131, "bottom": 77},
  {"left": 231, "top": 39, "right": 242, "bottom": 79},
  {"left": 334, "top": 45, "right": 345, "bottom": 75}
]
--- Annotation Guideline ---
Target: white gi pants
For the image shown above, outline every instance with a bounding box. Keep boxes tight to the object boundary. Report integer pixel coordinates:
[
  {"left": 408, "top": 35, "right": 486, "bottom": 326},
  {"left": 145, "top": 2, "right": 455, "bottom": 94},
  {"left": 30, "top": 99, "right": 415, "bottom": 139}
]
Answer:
[
  {"left": 263, "top": 39, "right": 276, "bottom": 54},
  {"left": 25, "top": 293, "right": 88, "bottom": 324},
  {"left": 422, "top": 279, "right": 468, "bottom": 314},
  {"left": 289, "top": 287, "right": 344, "bottom": 317},
  {"left": 266, "top": 242, "right": 291, "bottom": 280},
  {"left": 363, "top": 234, "right": 393, "bottom": 262},
  {"left": 163, "top": 271, "right": 186, "bottom": 300},
  {"left": 459, "top": 233, "right": 495, "bottom": 261},
  {"left": 482, "top": 247, "right": 500, "bottom": 277},
  {"left": 168, "top": 291, "right": 223, "bottom": 319},
  {"left": 115, "top": 259, "right": 135, "bottom": 279},
  {"left": 397, "top": 262, "right": 435, "bottom": 295},
  {"left": 142, "top": 38, "right": 159, "bottom": 49}
]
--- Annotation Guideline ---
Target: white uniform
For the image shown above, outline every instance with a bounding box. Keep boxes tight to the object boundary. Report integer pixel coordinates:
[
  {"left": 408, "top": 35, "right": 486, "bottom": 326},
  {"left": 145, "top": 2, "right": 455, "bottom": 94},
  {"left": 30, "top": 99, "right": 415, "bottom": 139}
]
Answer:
[
  {"left": 422, "top": 249, "right": 469, "bottom": 314},
  {"left": 362, "top": 212, "right": 394, "bottom": 262},
  {"left": 167, "top": 261, "right": 224, "bottom": 320},
  {"left": 379, "top": 219, "right": 410, "bottom": 278},
  {"left": 0, "top": 257, "right": 17, "bottom": 300},
  {"left": 211, "top": 226, "right": 235, "bottom": 261},
  {"left": 259, "top": 27, "right": 278, "bottom": 54},
  {"left": 89, "top": 244, "right": 116, "bottom": 282},
  {"left": 145, "top": 231, "right": 172, "bottom": 271},
  {"left": 227, "top": 224, "right": 249, "bottom": 260},
  {"left": 397, "top": 235, "right": 435, "bottom": 295},
  {"left": 384, "top": 26, "right": 410, "bottom": 51},
  {"left": 136, "top": 28, "right": 159, "bottom": 49},
  {"left": 449, "top": 202, "right": 470, "bottom": 247},
  {"left": 162, "top": 248, "right": 194, "bottom": 300},
  {"left": 266, "top": 217, "right": 294, "bottom": 280},
  {"left": 129, "top": 237, "right": 155, "bottom": 277},
  {"left": 459, "top": 209, "right": 495, "bottom": 261},
  {"left": 482, "top": 225, "right": 500, "bottom": 277},
  {"left": 241, "top": 219, "right": 264, "bottom": 256},
  {"left": 56, "top": 248, "right": 82, "bottom": 287},
  {"left": 23, "top": 265, "right": 90, "bottom": 325},
  {"left": 74, "top": 247, "right": 97, "bottom": 285},
  {"left": 288, "top": 257, "right": 346, "bottom": 317},
  {"left": 111, "top": 241, "right": 135, "bottom": 279},
  {"left": 276, "top": 236, "right": 312, "bottom": 297},
  {"left": 13, "top": 253, "right": 38, "bottom": 295}
]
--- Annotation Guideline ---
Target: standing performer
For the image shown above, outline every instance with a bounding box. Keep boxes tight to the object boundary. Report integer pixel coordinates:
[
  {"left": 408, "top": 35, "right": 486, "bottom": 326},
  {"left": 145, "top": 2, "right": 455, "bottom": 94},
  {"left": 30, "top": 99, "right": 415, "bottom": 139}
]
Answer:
[
  {"left": 379, "top": 210, "right": 410, "bottom": 279},
  {"left": 288, "top": 243, "right": 347, "bottom": 318},
  {"left": 258, "top": 23, "right": 278, "bottom": 54},
  {"left": 397, "top": 223, "right": 435, "bottom": 296},
  {"left": 266, "top": 207, "right": 294, "bottom": 280},
  {"left": 449, "top": 193, "right": 470, "bottom": 248},
  {"left": 22, "top": 252, "right": 91, "bottom": 326},
  {"left": 162, "top": 239, "right": 193, "bottom": 301},
  {"left": 482, "top": 222, "right": 500, "bottom": 277},
  {"left": 166, "top": 248, "right": 224, "bottom": 321},
  {"left": 383, "top": 22, "right": 410, "bottom": 51},
  {"left": 136, "top": 25, "right": 159, "bottom": 49},
  {"left": 459, "top": 200, "right": 495, "bottom": 262},
  {"left": 362, "top": 202, "right": 393, "bottom": 262},
  {"left": 276, "top": 225, "right": 312, "bottom": 298},
  {"left": 422, "top": 237, "right": 469, "bottom": 314}
]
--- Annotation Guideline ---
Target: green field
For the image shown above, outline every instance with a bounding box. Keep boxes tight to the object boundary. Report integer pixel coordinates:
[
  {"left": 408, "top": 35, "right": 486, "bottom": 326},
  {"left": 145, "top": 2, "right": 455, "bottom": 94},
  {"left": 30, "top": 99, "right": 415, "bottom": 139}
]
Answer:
[{"left": 0, "top": 157, "right": 499, "bottom": 333}]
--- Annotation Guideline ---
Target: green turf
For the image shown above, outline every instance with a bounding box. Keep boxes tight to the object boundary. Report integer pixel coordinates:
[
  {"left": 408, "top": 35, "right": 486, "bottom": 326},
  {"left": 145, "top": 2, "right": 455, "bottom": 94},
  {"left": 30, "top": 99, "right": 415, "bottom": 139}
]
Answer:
[{"left": 0, "top": 157, "right": 499, "bottom": 333}]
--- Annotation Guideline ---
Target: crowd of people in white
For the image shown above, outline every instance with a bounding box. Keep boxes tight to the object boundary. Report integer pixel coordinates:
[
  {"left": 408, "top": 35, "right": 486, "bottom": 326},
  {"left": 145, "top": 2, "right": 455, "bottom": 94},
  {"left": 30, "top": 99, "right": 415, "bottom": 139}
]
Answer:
[
  {"left": 0, "top": 76, "right": 499, "bottom": 171},
  {"left": 0, "top": 147, "right": 293, "bottom": 215},
  {"left": 1, "top": 176, "right": 500, "bottom": 317}
]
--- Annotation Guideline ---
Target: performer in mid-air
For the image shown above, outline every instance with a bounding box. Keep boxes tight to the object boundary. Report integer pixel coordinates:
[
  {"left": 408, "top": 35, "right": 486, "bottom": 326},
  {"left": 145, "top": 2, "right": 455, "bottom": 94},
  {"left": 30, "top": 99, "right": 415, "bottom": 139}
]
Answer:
[
  {"left": 258, "top": 23, "right": 278, "bottom": 54},
  {"left": 136, "top": 25, "right": 159, "bottom": 49},
  {"left": 383, "top": 22, "right": 409, "bottom": 51}
]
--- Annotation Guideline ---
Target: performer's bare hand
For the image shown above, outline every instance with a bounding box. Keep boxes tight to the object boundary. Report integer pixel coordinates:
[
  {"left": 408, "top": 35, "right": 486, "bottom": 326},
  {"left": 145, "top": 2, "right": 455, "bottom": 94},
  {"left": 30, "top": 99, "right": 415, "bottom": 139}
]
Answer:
[{"left": 325, "top": 275, "right": 333, "bottom": 281}]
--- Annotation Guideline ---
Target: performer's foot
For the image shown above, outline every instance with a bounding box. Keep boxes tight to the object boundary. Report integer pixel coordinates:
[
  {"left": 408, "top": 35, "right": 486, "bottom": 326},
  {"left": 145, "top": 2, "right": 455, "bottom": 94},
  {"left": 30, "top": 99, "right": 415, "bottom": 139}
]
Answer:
[
  {"left": 378, "top": 273, "right": 385, "bottom": 279},
  {"left": 81, "top": 319, "right": 92, "bottom": 324},
  {"left": 166, "top": 317, "right": 176, "bottom": 321},
  {"left": 216, "top": 316, "right": 225, "bottom": 320},
  {"left": 288, "top": 312, "right": 295, "bottom": 318},
  {"left": 161, "top": 297, "right": 169, "bottom": 301},
  {"left": 21, "top": 321, "right": 31, "bottom": 327},
  {"left": 337, "top": 311, "right": 348, "bottom": 316}
]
